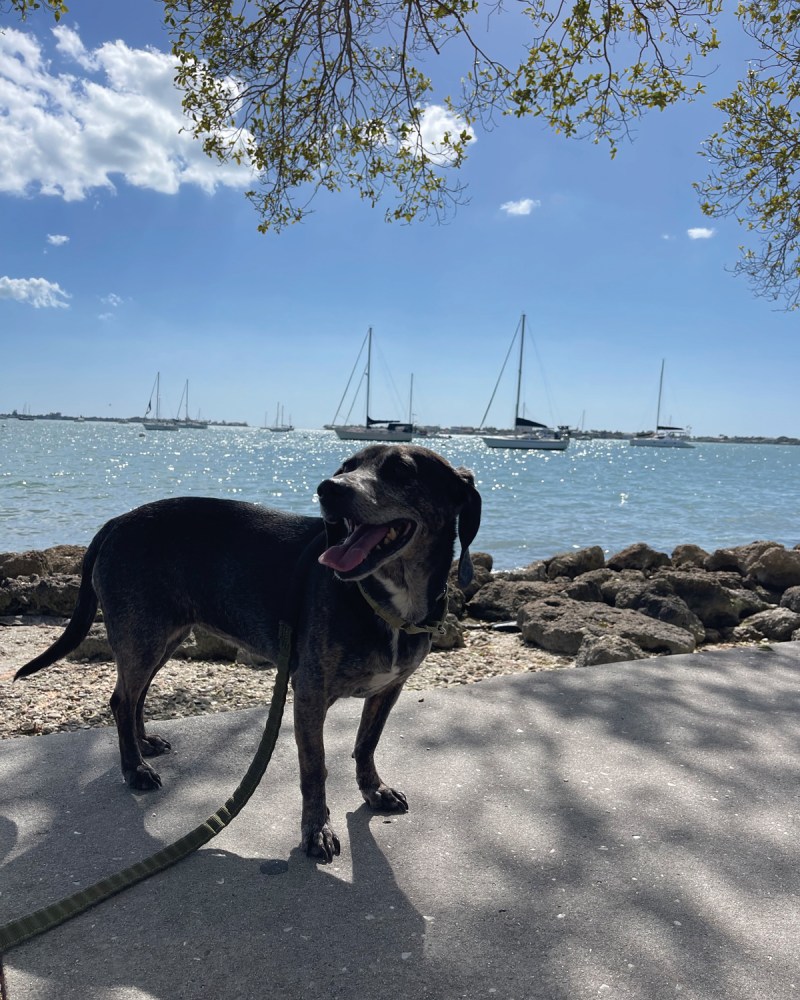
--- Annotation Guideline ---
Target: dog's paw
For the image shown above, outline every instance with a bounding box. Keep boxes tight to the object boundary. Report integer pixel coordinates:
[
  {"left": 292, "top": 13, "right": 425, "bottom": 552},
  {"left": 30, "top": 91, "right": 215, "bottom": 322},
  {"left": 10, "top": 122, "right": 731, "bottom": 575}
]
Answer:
[
  {"left": 303, "top": 823, "right": 341, "bottom": 864},
  {"left": 362, "top": 784, "right": 409, "bottom": 812},
  {"left": 125, "top": 763, "right": 163, "bottom": 791},
  {"left": 139, "top": 733, "right": 172, "bottom": 757}
]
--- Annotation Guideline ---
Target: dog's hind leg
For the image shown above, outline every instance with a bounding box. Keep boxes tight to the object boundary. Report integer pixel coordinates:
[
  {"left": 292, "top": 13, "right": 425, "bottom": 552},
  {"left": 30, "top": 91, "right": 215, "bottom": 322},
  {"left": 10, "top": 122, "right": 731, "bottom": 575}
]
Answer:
[
  {"left": 352, "top": 685, "right": 409, "bottom": 812},
  {"left": 109, "top": 628, "right": 190, "bottom": 790}
]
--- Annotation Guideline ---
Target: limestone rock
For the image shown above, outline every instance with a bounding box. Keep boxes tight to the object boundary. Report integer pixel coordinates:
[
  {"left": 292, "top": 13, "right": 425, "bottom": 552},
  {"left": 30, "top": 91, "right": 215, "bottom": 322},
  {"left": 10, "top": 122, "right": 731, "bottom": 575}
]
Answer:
[
  {"left": 747, "top": 547, "right": 800, "bottom": 590},
  {"left": 574, "top": 636, "right": 648, "bottom": 668},
  {"left": 607, "top": 543, "right": 670, "bottom": 573},
  {"left": 517, "top": 596, "right": 696, "bottom": 656},
  {"left": 468, "top": 579, "right": 561, "bottom": 622},
  {"left": 545, "top": 546, "right": 605, "bottom": 580}
]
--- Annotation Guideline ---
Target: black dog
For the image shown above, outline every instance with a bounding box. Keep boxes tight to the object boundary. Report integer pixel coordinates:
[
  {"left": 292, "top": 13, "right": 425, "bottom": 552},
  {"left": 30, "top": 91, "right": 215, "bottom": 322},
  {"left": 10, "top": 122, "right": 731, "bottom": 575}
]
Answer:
[{"left": 15, "top": 444, "right": 481, "bottom": 861}]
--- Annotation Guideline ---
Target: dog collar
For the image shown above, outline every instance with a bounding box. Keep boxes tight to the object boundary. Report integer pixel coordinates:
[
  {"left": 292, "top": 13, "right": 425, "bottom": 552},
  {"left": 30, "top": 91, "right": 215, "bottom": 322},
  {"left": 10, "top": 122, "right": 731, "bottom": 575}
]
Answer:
[{"left": 356, "top": 582, "right": 450, "bottom": 636}]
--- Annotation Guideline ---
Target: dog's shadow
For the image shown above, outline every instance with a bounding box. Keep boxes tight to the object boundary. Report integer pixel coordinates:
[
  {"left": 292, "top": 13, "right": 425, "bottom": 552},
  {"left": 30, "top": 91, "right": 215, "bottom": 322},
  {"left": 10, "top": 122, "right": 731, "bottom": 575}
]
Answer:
[{"left": 1, "top": 796, "right": 454, "bottom": 999}]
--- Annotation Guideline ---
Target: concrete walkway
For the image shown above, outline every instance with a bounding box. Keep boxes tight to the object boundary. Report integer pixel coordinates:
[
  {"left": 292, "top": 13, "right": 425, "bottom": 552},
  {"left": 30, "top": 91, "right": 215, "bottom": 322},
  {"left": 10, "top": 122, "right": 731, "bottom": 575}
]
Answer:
[{"left": 1, "top": 643, "right": 798, "bottom": 1000}]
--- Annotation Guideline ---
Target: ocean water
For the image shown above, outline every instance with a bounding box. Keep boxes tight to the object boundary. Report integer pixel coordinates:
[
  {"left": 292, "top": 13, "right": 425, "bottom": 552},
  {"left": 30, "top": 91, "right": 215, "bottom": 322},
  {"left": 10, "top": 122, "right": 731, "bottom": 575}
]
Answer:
[{"left": 1, "top": 420, "right": 798, "bottom": 571}]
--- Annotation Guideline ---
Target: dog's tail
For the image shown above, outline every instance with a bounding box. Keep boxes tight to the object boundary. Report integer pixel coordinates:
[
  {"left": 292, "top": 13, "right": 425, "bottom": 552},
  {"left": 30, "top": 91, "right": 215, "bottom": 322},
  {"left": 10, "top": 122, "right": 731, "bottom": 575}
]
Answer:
[{"left": 14, "top": 525, "right": 108, "bottom": 681}]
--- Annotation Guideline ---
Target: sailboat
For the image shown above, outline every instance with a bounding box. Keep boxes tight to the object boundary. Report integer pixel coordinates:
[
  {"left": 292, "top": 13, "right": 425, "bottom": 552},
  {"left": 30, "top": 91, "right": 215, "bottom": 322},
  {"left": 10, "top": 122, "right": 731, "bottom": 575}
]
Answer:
[
  {"left": 175, "top": 380, "right": 208, "bottom": 429},
  {"left": 629, "top": 360, "right": 694, "bottom": 448},
  {"left": 331, "top": 328, "right": 413, "bottom": 442},
  {"left": 142, "top": 373, "right": 179, "bottom": 431},
  {"left": 480, "top": 314, "right": 569, "bottom": 451},
  {"left": 268, "top": 403, "right": 294, "bottom": 432}
]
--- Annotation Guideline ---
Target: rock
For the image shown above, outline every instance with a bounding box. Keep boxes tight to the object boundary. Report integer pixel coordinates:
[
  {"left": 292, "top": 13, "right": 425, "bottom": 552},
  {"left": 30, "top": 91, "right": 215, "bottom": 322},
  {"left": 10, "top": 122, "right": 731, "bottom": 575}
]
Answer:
[
  {"left": 657, "top": 570, "right": 768, "bottom": 629},
  {"left": 545, "top": 546, "right": 605, "bottom": 580},
  {"left": 671, "top": 544, "right": 710, "bottom": 569},
  {"left": 0, "top": 575, "right": 81, "bottom": 617},
  {"left": 0, "top": 545, "right": 85, "bottom": 579},
  {"left": 780, "top": 586, "right": 800, "bottom": 613},
  {"left": 732, "top": 607, "right": 800, "bottom": 642},
  {"left": 174, "top": 628, "right": 239, "bottom": 662},
  {"left": 562, "top": 577, "right": 605, "bottom": 603},
  {"left": 0, "top": 551, "right": 51, "bottom": 579},
  {"left": 517, "top": 596, "right": 696, "bottom": 656},
  {"left": 600, "top": 569, "right": 645, "bottom": 604},
  {"left": 747, "top": 547, "right": 800, "bottom": 590},
  {"left": 431, "top": 613, "right": 466, "bottom": 650},
  {"left": 607, "top": 543, "right": 670, "bottom": 573},
  {"left": 574, "top": 636, "right": 648, "bottom": 668},
  {"left": 468, "top": 579, "right": 560, "bottom": 622},
  {"left": 470, "top": 551, "right": 494, "bottom": 573},
  {"left": 66, "top": 623, "right": 113, "bottom": 662},
  {"left": 705, "top": 540, "right": 780, "bottom": 575},
  {"left": 42, "top": 545, "right": 86, "bottom": 575},
  {"left": 496, "top": 561, "right": 548, "bottom": 583},
  {"left": 613, "top": 580, "right": 705, "bottom": 643}
]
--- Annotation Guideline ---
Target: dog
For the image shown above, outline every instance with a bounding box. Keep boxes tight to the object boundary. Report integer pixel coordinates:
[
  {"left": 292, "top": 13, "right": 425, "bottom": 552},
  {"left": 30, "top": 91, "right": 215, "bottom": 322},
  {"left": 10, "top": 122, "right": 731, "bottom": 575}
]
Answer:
[{"left": 15, "top": 444, "right": 481, "bottom": 861}]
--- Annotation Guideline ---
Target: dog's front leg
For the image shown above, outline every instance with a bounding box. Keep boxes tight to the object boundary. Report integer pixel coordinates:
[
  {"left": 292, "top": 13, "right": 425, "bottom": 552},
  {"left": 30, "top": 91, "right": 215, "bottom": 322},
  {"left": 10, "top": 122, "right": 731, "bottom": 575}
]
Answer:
[
  {"left": 293, "top": 687, "right": 341, "bottom": 862},
  {"left": 353, "top": 684, "right": 409, "bottom": 812}
]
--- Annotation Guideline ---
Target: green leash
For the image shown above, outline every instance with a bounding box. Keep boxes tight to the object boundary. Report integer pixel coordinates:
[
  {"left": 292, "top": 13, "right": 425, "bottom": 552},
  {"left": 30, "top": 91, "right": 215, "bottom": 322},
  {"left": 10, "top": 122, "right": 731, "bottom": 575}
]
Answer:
[{"left": 0, "top": 621, "right": 293, "bottom": 956}]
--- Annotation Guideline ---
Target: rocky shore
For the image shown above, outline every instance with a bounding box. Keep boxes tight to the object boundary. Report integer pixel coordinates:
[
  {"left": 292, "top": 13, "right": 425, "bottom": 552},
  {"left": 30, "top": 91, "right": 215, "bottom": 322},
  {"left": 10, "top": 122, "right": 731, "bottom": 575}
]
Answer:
[{"left": 2, "top": 537, "right": 800, "bottom": 741}]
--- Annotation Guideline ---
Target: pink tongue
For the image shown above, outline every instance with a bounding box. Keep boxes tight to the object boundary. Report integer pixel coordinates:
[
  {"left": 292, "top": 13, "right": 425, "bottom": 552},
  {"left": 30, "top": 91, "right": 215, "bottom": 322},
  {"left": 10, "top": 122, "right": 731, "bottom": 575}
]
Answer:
[{"left": 318, "top": 524, "right": 390, "bottom": 572}]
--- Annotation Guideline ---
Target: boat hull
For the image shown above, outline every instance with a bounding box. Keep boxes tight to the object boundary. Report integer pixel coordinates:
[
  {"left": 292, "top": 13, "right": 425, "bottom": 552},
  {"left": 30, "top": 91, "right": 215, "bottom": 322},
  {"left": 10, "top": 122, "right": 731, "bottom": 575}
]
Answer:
[
  {"left": 482, "top": 434, "right": 568, "bottom": 451},
  {"left": 142, "top": 420, "right": 180, "bottom": 431},
  {"left": 334, "top": 425, "right": 413, "bottom": 443},
  {"left": 629, "top": 435, "right": 694, "bottom": 449}
]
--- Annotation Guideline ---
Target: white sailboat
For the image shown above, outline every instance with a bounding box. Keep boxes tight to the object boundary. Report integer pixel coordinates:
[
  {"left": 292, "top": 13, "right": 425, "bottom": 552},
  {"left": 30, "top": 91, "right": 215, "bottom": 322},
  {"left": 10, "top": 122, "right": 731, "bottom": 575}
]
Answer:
[
  {"left": 142, "top": 373, "right": 179, "bottom": 431},
  {"left": 629, "top": 360, "right": 694, "bottom": 448},
  {"left": 268, "top": 404, "right": 294, "bottom": 432},
  {"left": 331, "top": 328, "right": 413, "bottom": 442},
  {"left": 480, "top": 314, "right": 569, "bottom": 451},
  {"left": 175, "top": 380, "right": 208, "bottom": 429}
]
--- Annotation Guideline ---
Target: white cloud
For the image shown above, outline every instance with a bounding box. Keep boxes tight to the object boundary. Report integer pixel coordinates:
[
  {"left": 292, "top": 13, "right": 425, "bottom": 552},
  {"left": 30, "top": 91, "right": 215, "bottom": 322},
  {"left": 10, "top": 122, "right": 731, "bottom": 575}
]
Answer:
[
  {"left": 0, "top": 276, "right": 70, "bottom": 308},
  {"left": 403, "top": 105, "right": 475, "bottom": 166},
  {"left": 101, "top": 292, "right": 123, "bottom": 307},
  {"left": 500, "top": 198, "right": 541, "bottom": 217},
  {"left": 46, "top": 233, "right": 69, "bottom": 246},
  {"left": 687, "top": 227, "right": 715, "bottom": 240},
  {"left": 0, "top": 25, "right": 253, "bottom": 202}
]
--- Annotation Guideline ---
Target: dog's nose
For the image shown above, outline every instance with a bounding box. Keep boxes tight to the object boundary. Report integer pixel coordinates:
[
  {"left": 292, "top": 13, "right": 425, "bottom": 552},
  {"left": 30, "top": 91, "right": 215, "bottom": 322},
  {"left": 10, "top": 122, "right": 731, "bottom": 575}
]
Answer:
[{"left": 316, "top": 478, "right": 341, "bottom": 501}]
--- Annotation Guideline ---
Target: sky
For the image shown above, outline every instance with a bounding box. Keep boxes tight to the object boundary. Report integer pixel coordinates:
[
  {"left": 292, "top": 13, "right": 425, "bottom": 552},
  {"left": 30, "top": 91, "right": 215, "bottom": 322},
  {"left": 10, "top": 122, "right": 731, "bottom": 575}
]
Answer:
[{"left": 0, "top": 3, "right": 797, "bottom": 438}]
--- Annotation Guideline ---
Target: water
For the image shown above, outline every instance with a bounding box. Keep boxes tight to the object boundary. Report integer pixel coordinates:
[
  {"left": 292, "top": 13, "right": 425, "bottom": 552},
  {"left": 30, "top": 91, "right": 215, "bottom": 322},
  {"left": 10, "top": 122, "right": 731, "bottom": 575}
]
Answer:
[{"left": 1, "top": 420, "right": 799, "bottom": 570}]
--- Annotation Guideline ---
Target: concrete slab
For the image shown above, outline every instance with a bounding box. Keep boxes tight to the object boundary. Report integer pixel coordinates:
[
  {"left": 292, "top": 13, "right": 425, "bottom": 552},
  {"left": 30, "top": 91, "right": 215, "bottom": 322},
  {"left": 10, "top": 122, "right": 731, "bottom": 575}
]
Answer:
[{"left": 1, "top": 643, "right": 799, "bottom": 1000}]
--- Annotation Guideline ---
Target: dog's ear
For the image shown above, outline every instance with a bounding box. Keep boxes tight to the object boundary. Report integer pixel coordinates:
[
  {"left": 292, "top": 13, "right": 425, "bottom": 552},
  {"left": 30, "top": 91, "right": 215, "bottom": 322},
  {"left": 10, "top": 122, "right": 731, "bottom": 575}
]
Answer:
[{"left": 454, "top": 467, "right": 482, "bottom": 588}]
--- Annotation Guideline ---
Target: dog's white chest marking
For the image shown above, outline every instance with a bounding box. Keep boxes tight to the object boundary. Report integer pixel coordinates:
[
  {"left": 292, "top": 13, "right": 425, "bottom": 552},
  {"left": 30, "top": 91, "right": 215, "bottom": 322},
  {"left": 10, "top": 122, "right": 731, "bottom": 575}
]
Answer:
[{"left": 353, "top": 628, "right": 426, "bottom": 698}]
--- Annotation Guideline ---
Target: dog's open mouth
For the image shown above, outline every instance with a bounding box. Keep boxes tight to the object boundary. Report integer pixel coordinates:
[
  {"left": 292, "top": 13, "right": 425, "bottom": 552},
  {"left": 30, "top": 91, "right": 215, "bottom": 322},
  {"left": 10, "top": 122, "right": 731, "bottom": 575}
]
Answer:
[{"left": 318, "top": 518, "right": 416, "bottom": 577}]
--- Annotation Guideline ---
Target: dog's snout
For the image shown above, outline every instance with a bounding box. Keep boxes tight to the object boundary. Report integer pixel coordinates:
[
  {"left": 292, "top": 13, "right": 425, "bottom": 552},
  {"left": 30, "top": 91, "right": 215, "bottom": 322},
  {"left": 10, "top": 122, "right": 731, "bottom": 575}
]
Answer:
[{"left": 316, "top": 477, "right": 339, "bottom": 502}]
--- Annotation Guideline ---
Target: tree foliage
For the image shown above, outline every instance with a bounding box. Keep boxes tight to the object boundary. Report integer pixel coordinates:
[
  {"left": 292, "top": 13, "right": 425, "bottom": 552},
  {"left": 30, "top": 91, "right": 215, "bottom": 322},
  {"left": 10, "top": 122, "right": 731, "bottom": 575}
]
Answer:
[
  {"left": 8, "top": 0, "right": 800, "bottom": 307},
  {"left": 697, "top": 0, "right": 800, "bottom": 308},
  {"left": 159, "top": 0, "right": 720, "bottom": 231}
]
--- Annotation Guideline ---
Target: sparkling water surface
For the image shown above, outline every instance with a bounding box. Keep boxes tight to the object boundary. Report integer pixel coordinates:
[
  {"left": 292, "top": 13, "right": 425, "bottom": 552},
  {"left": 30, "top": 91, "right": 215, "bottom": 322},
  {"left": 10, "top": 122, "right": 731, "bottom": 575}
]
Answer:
[{"left": 1, "top": 420, "right": 798, "bottom": 570}]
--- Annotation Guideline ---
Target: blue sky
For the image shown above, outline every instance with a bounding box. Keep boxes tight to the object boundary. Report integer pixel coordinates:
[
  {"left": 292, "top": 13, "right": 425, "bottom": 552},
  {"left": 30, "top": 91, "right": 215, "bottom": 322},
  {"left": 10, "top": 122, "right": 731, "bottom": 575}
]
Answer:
[{"left": 0, "top": 3, "right": 797, "bottom": 437}]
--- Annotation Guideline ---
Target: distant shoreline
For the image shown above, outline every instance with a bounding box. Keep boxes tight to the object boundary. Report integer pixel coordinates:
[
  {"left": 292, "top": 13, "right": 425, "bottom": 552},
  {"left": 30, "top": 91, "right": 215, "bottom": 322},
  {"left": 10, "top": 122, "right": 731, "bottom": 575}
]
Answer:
[{"left": 1, "top": 413, "right": 798, "bottom": 446}]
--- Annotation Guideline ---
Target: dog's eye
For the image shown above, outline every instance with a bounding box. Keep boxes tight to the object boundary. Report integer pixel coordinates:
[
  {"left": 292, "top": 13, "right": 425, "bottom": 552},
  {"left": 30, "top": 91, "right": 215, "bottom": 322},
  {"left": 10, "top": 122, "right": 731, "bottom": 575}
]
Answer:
[{"left": 382, "top": 455, "right": 416, "bottom": 482}]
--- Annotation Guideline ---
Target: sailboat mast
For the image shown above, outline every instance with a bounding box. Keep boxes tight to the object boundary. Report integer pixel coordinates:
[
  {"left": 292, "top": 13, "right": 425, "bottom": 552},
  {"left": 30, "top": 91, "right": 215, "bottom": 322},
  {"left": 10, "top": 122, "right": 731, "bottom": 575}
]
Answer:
[
  {"left": 408, "top": 373, "right": 414, "bottom": 424},
  {"left": 656, "top": 359, "right": 665, "bottom": 428},
  {"left": 514, "top": 315, "right": 526, "bottom": 431},
  {"left": 365, "top": 327, "right": 372, "bottom": 424}
]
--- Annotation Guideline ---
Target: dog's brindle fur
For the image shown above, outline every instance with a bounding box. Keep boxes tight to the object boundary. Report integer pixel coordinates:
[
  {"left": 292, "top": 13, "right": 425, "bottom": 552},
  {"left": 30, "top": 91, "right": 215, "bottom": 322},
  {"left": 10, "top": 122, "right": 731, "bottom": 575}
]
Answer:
[{"left": 15, "top": 444, "right": 481, "bottom": 861}]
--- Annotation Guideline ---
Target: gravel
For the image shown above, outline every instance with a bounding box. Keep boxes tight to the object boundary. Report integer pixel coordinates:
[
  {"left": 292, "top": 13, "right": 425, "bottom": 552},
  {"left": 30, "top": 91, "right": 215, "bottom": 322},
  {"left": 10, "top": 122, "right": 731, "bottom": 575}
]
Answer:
[{"left": 0, "top": 621, "right": 573, "bottom": 741}]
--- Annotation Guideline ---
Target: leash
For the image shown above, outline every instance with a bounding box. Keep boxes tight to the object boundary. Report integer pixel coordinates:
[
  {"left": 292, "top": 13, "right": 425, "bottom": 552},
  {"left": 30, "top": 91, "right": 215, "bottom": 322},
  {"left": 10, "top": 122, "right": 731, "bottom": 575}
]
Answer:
[{"left": 0, "top": 623, "right": 292, "bottom": 955}]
